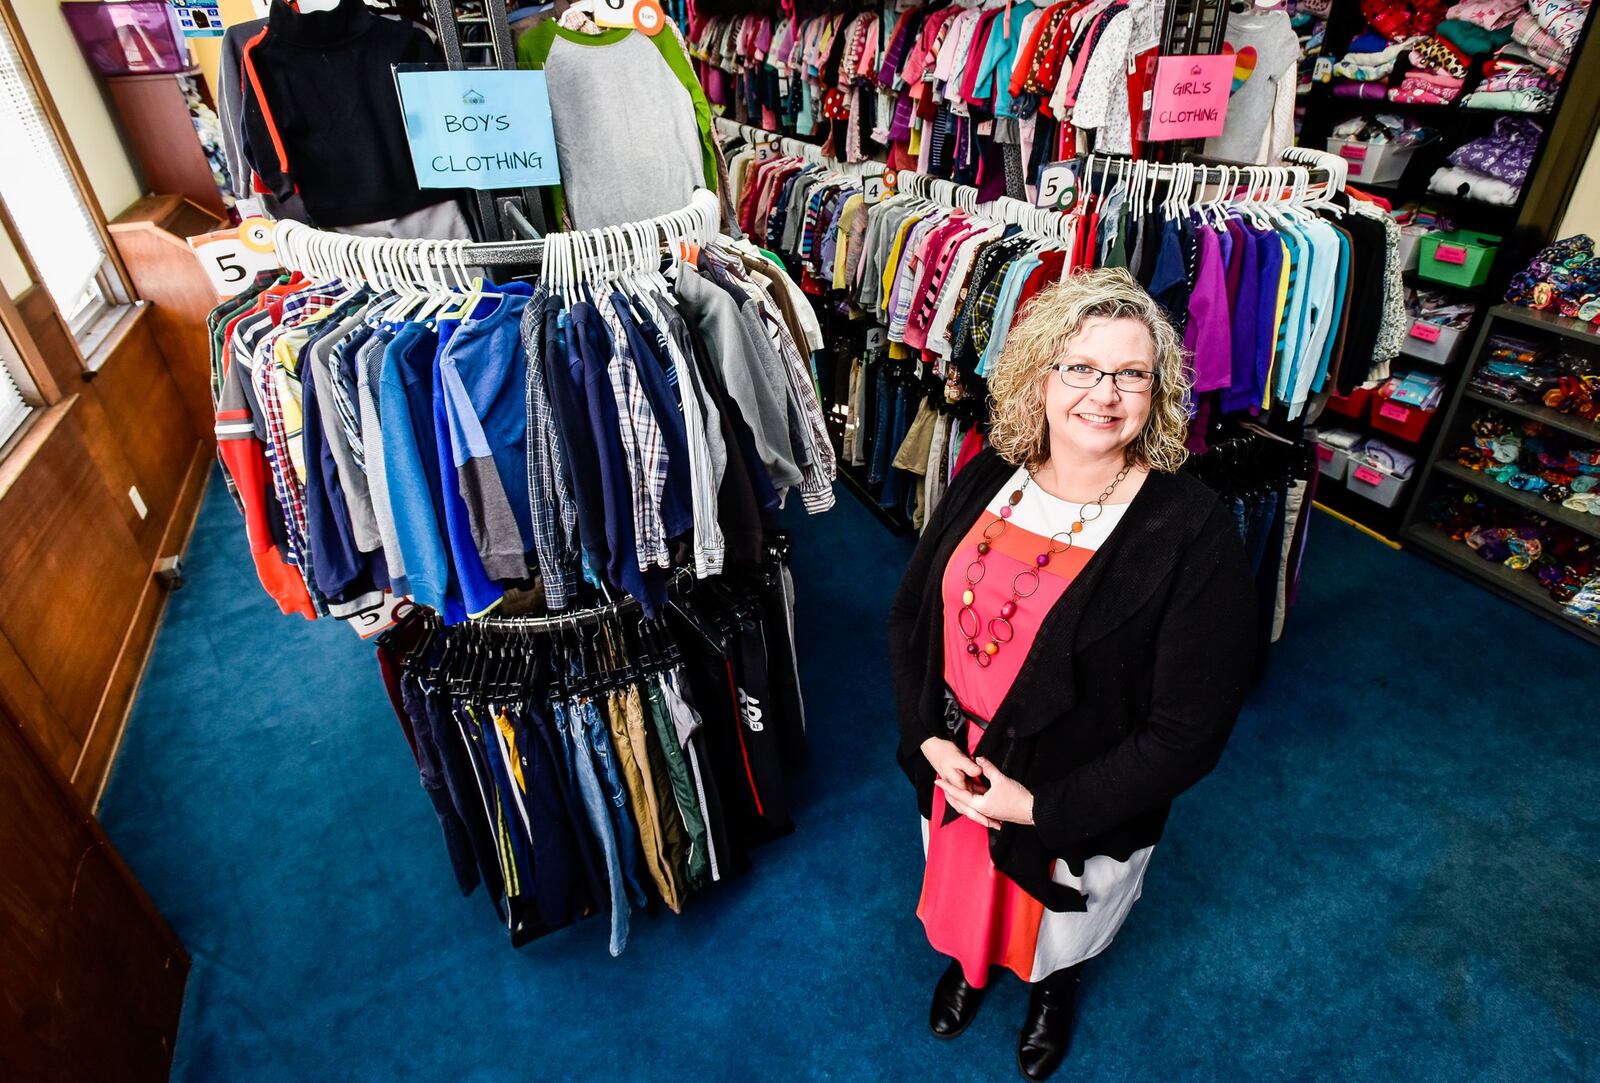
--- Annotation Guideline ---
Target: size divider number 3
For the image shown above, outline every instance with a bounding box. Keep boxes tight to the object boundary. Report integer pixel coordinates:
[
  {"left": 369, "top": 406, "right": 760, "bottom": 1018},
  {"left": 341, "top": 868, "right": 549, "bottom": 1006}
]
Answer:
[{"left": 594, "top": 0, "right": 666, "bottom": 35}]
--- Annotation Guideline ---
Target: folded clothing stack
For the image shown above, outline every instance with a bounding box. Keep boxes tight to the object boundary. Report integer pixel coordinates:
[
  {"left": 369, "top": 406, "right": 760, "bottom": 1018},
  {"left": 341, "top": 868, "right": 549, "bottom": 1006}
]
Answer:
[
  {"left": 1379, "top": 369, "right": 1447, "bottom": 409},
  {"left": 1513, "top": 0, "right": 1587, "bottom": 68},
  {"left": 1470, "top": 334, "right": 1600, "bottom": 422},
  {"left": 1328, "top": 0, "right": 1585, "bottom": 110},
  {"left": 1397, "top": 17, "right": 1516, "bottom": 100},
  {"left": 1456, "top": 412, "right": 1600, "bottom": 513},
  {"left": 1428, "top": 485, "right": 1600, "bottom": 622},
  {"left": 1354, "top": 436, "right": 1419, "bottom": 477},
  {"left": 1317, "top": 427, "right": 1365, "bottom": 450},
  {"left": 1333, "top": 113, "right": 1438, "bottom": 144},
  {"left": 1333, "top": 31, "right": 1422, "bottom": 87},
  {"left": 1406, "top": 287, "right": 1478, "bottom": 327},
  {"left": 1294, "top": 8, "right": 1327, "bottom": 95},
  {"left": 1465, "top": 0, "right": 1588, "bottom": 108},
  {"left": 1362, "top": 0, "right": 1453, "bottom": 40},
  {"left": 1504, "top": 234, "right": 1600, "bottom": 316},
  {"left": 1429, "top": 116, "right": 1542, "bottom": 204}
]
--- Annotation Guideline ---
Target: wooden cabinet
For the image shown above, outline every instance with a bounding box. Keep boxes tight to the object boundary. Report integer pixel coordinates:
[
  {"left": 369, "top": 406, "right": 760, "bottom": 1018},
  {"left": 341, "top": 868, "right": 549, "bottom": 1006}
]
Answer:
[
  {"left": 0, "top": 704, "right": 188, "bottom": 1082},
  {"left": 105, "top": 68, "right": 230, "bottom": 219}
]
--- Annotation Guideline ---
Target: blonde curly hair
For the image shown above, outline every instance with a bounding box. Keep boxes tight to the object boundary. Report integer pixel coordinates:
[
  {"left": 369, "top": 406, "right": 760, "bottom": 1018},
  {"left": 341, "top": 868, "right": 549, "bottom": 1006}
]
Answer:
[{"left": 987, "top": 267, "right": 1192, "bottom": 473}]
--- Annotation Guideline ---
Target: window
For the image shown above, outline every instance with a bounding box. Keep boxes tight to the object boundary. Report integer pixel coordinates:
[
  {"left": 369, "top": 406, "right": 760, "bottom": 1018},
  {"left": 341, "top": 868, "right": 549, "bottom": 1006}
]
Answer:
[
  {"left": 0, "top": 320, "right": 35, "bottom": 448},
  {"left": 0, "top": 10, "right": 125, "bottom": 342}
]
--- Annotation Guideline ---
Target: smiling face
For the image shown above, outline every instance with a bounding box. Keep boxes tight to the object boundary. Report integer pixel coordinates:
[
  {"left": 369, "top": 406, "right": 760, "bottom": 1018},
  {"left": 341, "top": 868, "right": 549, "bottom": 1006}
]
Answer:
[{"left": 1041, "top": 315, "right": 1156, "bottom": 465}]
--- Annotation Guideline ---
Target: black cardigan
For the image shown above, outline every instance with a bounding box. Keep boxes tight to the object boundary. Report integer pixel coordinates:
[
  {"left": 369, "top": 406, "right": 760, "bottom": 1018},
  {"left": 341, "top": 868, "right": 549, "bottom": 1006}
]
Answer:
[{"left": 888, "top": 448, "right": 1257, "bottom": 912}]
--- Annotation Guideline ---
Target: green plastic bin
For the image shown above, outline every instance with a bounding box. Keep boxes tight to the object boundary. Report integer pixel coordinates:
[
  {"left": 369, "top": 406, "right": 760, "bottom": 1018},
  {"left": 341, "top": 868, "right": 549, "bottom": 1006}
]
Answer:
[{"left": 1416, "top": 229, "right": 1501, "bottom": 288}]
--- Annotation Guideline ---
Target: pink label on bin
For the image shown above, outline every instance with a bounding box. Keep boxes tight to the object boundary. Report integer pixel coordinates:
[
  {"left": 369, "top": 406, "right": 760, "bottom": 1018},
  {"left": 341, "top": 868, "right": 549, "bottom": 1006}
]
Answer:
[
  {"left": 1346, "top": 160, "right": 1364, "bottom": 176},
  {"left": 1339, "top": 144, "right": 1368, "bottom": 161},
  {"left": 1409, "top": 321, "right": 1442, "bottom": 343},
  {"left": 1353, "top": 465, "right": 1384, "bottom": 486},
  {"left": 1435, "top": 243, "right": 1468, "bottom": 265},
  {"left": 1317, "top": 444, "right": 1334, "bottom": 462},
  {"left": 1379, "top": 402, "right": 1410, "bottom": 422}
]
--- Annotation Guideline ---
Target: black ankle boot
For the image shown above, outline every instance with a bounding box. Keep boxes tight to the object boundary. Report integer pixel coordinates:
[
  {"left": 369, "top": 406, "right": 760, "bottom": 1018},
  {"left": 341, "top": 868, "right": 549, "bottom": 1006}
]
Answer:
[
  {"left": 1016, "top": 966, "right": 1080, "bottom": 1080},
  {"left": 929, "top": 960, "right": 986, "bottom": 1039}
]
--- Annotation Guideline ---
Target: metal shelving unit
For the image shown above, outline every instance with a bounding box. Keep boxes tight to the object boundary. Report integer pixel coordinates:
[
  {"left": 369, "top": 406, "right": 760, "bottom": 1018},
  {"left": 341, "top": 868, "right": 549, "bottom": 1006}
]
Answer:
[
  {"left": 1298, "top": 0, "right": 1600, "bottom": 543},
  {"left": 1397, "top": 304, "right": 1600, "bottom": 645}
]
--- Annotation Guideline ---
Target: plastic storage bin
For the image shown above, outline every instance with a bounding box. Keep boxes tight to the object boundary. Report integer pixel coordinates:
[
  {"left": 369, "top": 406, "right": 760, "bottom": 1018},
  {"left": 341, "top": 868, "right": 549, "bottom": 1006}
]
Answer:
[
  {"left": 1398, "top": 319, "right": 1466, "bottom": 365},
  {"left": 61, "top": 2, "right": 187, "bottom": 76},
  {"left": 1397, "top": 230, "right": 1424, "bottom": 272},
  {"left": 1323, "top": 385, "right": 1371, "bottom": 419},
  {"left": 1326, "top": 138, "right": 1417, "bottom": 185},
  {"left": 1346, "top": 460, "right": 1408, "bottom": 507},
  {"left": 1417, "top": 229, "right": 1501, "bottom": 288},
  {"left": 1368, "top": 394, "right": 1435, "bottom": 442},
  {"left": 1313, "top": 440, "right": 1350, "bottom": 482}
]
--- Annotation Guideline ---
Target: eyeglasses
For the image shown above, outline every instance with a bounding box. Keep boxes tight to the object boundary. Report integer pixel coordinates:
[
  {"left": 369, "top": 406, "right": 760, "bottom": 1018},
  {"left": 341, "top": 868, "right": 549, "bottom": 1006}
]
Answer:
[{"left": 1053, "top": 363, "right": 1156, "bottom": 393}]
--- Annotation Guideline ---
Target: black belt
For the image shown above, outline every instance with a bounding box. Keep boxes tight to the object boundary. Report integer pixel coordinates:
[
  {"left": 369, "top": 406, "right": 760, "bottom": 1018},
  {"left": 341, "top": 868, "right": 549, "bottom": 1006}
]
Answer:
[{"left": 942, "top": 687, "right": 990, "bottom": 736}]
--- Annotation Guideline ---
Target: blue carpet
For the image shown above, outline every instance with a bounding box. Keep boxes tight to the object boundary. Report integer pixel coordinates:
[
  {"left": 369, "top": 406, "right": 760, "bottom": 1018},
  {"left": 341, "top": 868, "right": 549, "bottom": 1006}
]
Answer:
[{"left": 100, "top": 470, "right": 1598, "bottom": 1081}]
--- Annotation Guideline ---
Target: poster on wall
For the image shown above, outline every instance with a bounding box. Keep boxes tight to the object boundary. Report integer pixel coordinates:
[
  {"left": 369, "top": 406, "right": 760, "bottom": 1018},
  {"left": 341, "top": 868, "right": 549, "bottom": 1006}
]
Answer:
[
  {"left": 169, "top": 1, "right": 223, "bottom": 38},
  {"left": 394, "top": 68, "right": 561, "bottom": 190}
]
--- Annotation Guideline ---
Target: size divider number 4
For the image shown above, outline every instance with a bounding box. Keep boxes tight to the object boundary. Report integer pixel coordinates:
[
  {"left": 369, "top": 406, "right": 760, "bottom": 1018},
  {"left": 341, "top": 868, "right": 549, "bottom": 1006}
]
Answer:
[
  {"left": 864, "top": 169, "right": 897, "bottom": 206},
  {"left": 594, "top": 0, "right": 666, "bottom": 35}
]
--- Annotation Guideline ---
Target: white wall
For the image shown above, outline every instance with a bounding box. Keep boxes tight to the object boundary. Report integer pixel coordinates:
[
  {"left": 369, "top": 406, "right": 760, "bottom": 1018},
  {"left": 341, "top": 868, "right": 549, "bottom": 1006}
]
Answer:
[
  {"left": 15, "top": 1, "right": 145, "bottom": 220},
  {"left": 1558, "top": 136, "right": 1600, "bottom": 240}
]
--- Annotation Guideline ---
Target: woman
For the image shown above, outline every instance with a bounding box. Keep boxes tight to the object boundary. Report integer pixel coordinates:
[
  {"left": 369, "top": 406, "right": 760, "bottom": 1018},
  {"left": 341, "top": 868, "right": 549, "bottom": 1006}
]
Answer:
[{"left": 888, "top": 268, "right": 1256, "bottom": 1080}]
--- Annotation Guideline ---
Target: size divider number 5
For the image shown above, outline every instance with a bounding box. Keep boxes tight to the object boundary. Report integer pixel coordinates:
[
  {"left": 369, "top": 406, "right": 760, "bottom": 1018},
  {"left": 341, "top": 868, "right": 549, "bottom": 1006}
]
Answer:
[
  {"left": 1035, "top": 161, "right": 1077, "bottom": 212},
  {"left": 594, "top": 0, "right": 666, "bottom": 35},
  {"left": 188, "top": 216, "right": 281, "bottom": 298}
]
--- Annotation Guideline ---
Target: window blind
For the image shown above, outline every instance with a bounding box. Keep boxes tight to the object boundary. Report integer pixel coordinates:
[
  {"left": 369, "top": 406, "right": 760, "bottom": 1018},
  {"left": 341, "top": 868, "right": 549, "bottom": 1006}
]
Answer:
[
  {"left": 0, "top": 17, "right": 111, "bottom": 321},
  {"left": 0, "top": 336, "right": 30, "bottom": 448}
]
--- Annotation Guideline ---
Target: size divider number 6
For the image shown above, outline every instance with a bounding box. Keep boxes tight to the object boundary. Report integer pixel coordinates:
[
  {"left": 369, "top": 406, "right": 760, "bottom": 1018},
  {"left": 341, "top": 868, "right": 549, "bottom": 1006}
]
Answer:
[{"left": 594, "top": 0, "right": 666, "bottom": 35}]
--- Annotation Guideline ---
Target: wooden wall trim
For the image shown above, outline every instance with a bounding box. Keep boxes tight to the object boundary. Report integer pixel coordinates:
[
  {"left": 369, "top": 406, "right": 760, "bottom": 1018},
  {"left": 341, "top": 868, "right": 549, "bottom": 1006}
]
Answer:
[
  {"left": 0, "top": 298, "right": 206, "bottom": 799},
  {"left": 79, "top": 443, "right": 210, "bottom": 806}
]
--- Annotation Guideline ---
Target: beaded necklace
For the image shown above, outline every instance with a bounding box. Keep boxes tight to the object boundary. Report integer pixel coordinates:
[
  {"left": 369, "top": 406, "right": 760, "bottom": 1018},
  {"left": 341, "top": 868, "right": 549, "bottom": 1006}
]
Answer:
[{"left": 956, "top": 464, "right": 1131, "bottom": 667}]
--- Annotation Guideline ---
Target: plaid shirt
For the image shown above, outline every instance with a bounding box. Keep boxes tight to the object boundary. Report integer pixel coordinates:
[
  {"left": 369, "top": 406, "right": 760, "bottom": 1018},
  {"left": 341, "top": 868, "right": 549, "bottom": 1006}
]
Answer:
[
  {"left": 251, "top": 283, "right": 345, "bottom": 613},
  {"left": 519, "top": 291, "right": 580, "bottom": 608},
  {"left": 600, "top": 296, "right": 671, "bottom": 572},
  {"left": 639, "top": 288, "right": 726, "bottom": 578}
]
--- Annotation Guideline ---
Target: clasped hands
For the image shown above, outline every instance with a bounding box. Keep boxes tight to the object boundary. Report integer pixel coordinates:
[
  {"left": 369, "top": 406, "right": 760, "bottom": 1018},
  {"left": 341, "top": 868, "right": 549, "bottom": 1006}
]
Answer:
[{"left": 921, "top": 736, "right": 1034, "bottom": 829}]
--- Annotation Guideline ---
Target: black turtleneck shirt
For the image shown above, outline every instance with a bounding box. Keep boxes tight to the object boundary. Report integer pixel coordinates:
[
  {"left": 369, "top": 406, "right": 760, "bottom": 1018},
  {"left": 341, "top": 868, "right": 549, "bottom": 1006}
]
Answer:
[{"left": 242, "top": 0, "right": 445, "bottom": 227}]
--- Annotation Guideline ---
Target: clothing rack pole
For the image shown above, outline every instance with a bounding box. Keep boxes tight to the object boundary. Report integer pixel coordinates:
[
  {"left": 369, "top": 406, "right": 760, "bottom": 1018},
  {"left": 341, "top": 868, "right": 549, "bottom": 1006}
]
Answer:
[
  {"left": 425, "top": 0, "right": 546, "bottom": 242},
  {"left": 713, "top": 116, "right": 886, "bottom": 181},
  {"left": 271, "top": 188, "right": 721, "bottom": 275},
  {"left": 468, "top": 569, "right": 695, "bottom": 633}
]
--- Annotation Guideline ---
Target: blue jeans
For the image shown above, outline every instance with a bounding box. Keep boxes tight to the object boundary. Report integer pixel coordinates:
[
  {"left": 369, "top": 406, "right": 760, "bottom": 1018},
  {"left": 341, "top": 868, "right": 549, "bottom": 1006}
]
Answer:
[
  {"left": 879, "top": 384, "right": 912, "bottom": 511},
  {"left": 553, "top": 698, "right": 630, "bottom": 957},
  {"left": 578, "top": 697, "right": 651, "bottom": 910},
  {"left": 868, "top": 364, "right": 893, "bottom": 484},
  {"left": 1246, "top": 489, "right": 1280, "bottom": 574}
]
